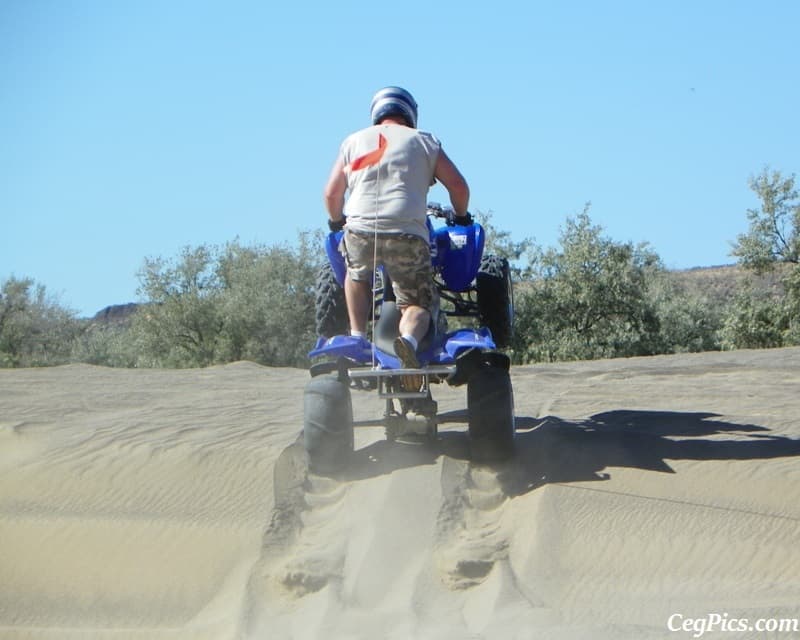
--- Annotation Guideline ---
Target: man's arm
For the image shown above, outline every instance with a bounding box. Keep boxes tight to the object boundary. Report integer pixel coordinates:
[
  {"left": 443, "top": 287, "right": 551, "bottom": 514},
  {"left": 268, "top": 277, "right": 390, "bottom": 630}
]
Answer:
[
  {"left": 323, "top": 157, "right": 347, "bottom": 222},
  {"left": 434, "top": 149, "right": 470, "bottom": 218}
]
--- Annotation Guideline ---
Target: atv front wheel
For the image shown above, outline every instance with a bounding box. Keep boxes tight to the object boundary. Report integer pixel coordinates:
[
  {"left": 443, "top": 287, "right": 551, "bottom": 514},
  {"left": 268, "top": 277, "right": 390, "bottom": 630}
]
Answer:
[
  {"left": 476, "top": 255, "right": 514, "bottom": 348},
  {"left": 467, "top": 365, "right": 515, "bottom": 463},
  {"left": 303, "top": 373, "right": 354, "bottom": 474},
  {"left": 315, "top": 263, "right": 349, "bottom": 338}
]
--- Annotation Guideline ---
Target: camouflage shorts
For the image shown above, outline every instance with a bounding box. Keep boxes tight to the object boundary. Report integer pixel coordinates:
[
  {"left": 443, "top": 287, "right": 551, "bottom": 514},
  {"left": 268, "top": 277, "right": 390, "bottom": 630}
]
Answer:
[{"left": 342, "top": 229, "right": 434, "bottom": 310}]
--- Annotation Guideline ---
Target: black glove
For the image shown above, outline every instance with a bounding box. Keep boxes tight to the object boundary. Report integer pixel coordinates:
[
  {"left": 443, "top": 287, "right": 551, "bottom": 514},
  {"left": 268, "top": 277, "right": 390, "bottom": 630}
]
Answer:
[
  {"left": 453, "top": 212, "right": 473, "bottom": 226},
  {"left": 328, "top": 216, "right": 346, "bottom": 232}
]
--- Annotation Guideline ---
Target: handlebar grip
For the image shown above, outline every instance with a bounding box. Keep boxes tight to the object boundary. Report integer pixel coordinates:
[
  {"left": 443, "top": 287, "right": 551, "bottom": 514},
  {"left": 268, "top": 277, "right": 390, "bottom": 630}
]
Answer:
[
  {"left": 426, "top": 202, "right": 469, "bottom": 226},
  {"left": 453, "top": 211, "right": 473, "bottom": 226}
]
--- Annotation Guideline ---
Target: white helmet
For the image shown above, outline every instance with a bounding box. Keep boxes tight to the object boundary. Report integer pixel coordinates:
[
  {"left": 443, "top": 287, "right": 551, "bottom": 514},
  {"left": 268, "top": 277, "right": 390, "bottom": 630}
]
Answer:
[{"left": 370, "top": 86, "right": 418, "bottom": 128}]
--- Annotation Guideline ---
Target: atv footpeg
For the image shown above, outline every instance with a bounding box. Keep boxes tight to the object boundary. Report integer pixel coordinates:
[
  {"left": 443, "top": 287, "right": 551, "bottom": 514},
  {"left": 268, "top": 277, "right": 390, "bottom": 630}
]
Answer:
[{"left": 349, "top": 365, "right": 454, "bottom": 400}]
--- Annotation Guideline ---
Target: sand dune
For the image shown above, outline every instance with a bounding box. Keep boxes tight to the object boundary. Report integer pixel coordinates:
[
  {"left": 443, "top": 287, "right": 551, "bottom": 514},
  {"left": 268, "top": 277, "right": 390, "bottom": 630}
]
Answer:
[{"left": 1, "top": 349, "right": 799, "bottom": 639}]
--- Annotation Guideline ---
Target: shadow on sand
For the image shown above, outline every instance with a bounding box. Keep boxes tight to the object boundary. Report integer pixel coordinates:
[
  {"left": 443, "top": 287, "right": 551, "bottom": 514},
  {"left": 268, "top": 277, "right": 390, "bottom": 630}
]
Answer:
[{"left": 341, "top": 410, "right": 800, "bottom": 497}]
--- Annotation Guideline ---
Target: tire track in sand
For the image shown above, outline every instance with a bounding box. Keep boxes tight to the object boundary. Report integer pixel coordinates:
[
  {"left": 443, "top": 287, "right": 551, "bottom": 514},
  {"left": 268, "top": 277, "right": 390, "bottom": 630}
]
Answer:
[
  {"left": 434, "top": 456, "right": 513, "bottom": 589},
  {"left": 260, "top": 439, "right": 351, "bottom": 596},
  {"left": 238, "top": 439, "right": 352, "bottom": 638}
]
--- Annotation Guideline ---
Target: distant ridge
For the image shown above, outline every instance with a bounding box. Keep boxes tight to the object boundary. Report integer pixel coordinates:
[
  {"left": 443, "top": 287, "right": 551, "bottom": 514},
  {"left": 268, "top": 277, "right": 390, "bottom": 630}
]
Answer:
[
  {"left": 680, "top": 263, "right": 737, "bottom": 272},
  {"left": 91, "top": 303, "right": 140, "bottom": 324},
  {"left": 671, "top": 263, "right": 785, "bottom": 304}
]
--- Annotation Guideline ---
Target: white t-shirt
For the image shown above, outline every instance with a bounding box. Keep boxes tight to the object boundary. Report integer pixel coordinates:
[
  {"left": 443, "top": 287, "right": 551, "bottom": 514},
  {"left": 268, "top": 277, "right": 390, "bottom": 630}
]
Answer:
[{"left": 339, "top": 123, "right": 441, "bottom": 240}]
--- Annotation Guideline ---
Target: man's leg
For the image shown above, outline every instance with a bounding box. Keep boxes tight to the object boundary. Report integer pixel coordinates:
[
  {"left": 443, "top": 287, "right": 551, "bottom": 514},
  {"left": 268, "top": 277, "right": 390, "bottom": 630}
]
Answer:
[
  {"left": 398, "top": 305, "right": 430, "bottom": 345},
  {"left": 394, "top": 303, "right": 430, "bottom": 390},
  {"left": 387, "top": 235, "right": 434, "bottom": 387},
  {"left": 341, "top": 230, "right": 374, "bottom": 337},
  {"left": 344, "top": 275, "right": 371, "bottom": 334}
]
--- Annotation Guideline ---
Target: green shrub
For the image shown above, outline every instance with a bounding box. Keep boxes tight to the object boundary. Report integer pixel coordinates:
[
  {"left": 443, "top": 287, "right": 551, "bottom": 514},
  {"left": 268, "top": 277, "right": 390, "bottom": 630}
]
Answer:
[
  {"left": 0, "top": 276, "right": 80, "bottom": 367},
  {"left": 130, "top": 234, "right": 322, "bottom": 368}
]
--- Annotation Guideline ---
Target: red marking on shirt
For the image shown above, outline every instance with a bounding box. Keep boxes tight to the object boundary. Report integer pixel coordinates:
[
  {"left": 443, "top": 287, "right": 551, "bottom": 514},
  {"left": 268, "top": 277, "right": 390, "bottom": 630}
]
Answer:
[{"left": 349, "top": 134, "right": 387, "bottom": 171}]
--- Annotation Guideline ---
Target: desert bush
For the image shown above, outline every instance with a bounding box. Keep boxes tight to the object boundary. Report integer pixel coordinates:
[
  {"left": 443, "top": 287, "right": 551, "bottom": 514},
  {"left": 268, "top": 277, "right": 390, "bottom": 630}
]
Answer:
[
  {"left": 0, "top": 276, "right": 81, "bottom": 367},
  {"left": 727, "top": 167, "right": 800, "bottom": 348},
  {"left": 130, "top": 234, "right": 322, "bottom": 368},
  {"left": 133, "top": 244, "right": 226, "bottom": 367},
  {"left": 71, "top": 322, "right": 142, "bottom": 367},
  {"left": 512, "top": 207, "right": 664, "bottom": 362},
  {"left": 213, "top": 233, "right": 321, "bottom": 365},
  {"left": 646, "top": 271, "right": 723, "bottom": 354},
  {"left": 720, "top": 288, "right": 786, "bottom": 350},
  {"left": 732, "top": 168, "right": 799, "bottom": 272}
]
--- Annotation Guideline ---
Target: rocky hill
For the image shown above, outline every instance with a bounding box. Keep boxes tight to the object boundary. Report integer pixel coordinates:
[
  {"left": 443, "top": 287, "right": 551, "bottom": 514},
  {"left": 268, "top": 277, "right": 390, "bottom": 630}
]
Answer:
[
  {"left": 671, "top": 263, "right": 786, "bottom": 304},
  {"left": 91, "top": 303, "right": 140, "bottom": 325}
]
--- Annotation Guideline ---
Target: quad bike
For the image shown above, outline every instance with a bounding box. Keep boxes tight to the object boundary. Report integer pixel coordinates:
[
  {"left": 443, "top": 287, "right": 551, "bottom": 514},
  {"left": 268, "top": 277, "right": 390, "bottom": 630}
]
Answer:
[{"left": 304, "top": 204, "right": 515, "bottom": 474}]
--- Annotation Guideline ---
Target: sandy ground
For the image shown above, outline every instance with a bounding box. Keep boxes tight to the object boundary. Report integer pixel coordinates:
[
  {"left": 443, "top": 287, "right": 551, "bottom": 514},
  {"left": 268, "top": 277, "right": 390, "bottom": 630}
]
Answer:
[{"left": 1, "top": 348, "right": 799, "bottom": 639}]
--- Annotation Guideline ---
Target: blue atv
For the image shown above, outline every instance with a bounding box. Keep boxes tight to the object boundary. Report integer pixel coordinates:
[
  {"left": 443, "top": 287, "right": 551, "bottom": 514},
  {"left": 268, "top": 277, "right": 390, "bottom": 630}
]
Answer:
[{"left": 304, "top": 203, "right": 515, "bottom": 474}]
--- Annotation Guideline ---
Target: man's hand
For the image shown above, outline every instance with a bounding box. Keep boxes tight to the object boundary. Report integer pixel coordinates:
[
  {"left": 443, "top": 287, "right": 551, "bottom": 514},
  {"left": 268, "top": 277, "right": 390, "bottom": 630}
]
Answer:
[
  {"left": 328, "top": 216, "right": 346, "bottom": 232},
  {"left": 453, "top": 212, "right": 473, "bottom": 226}
]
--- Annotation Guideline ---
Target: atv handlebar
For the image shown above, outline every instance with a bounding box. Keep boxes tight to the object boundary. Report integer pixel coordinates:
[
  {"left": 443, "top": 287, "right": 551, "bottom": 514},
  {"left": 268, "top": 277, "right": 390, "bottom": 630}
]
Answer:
[{"left": 426, "top": 202, "right": 473, "bottom": 227}]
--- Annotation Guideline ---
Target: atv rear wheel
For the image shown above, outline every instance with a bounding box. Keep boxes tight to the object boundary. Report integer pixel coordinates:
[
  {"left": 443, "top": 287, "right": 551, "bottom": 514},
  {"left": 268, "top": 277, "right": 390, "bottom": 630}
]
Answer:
[
  {"left": 315, "top": 263, "right": 349, "bottom": 338},
  {"left": 476, "top": 255, "right": 513, "bottom": 348},
  {"left": 303, "top": 373, "right": 354, "bottom": 474},
  {"left": 467, "top": 365, "right": 515, "bottom": 463}
]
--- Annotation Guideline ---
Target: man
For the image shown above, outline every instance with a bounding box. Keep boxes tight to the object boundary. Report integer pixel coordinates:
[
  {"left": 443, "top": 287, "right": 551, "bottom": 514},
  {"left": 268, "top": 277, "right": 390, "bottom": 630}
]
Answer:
[{"left": 323, "top": 86, "right": 470, "bottom": 370}]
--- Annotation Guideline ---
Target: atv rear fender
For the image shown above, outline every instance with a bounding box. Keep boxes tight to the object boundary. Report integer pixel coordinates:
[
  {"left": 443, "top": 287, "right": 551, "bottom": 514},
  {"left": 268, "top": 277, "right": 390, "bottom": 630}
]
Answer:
[{"left": 325, "top": 230, "right": 347, "bottom": 287}]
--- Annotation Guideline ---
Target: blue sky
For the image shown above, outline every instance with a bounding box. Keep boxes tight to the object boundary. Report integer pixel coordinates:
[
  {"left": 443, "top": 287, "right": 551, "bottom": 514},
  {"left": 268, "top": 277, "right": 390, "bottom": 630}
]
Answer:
[{"left": 2, "top": 0, "right": 798, "bottom": 316}]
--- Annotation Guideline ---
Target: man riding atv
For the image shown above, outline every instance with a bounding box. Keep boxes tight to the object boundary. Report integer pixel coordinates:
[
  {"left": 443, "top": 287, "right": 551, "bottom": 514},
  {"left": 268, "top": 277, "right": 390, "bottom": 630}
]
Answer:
[
  {"left": 322, "top": 86, "right": 471, "bottom": 372},
  {"left": 308, "top": 87, "right": 515, "bottom": 474}
]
